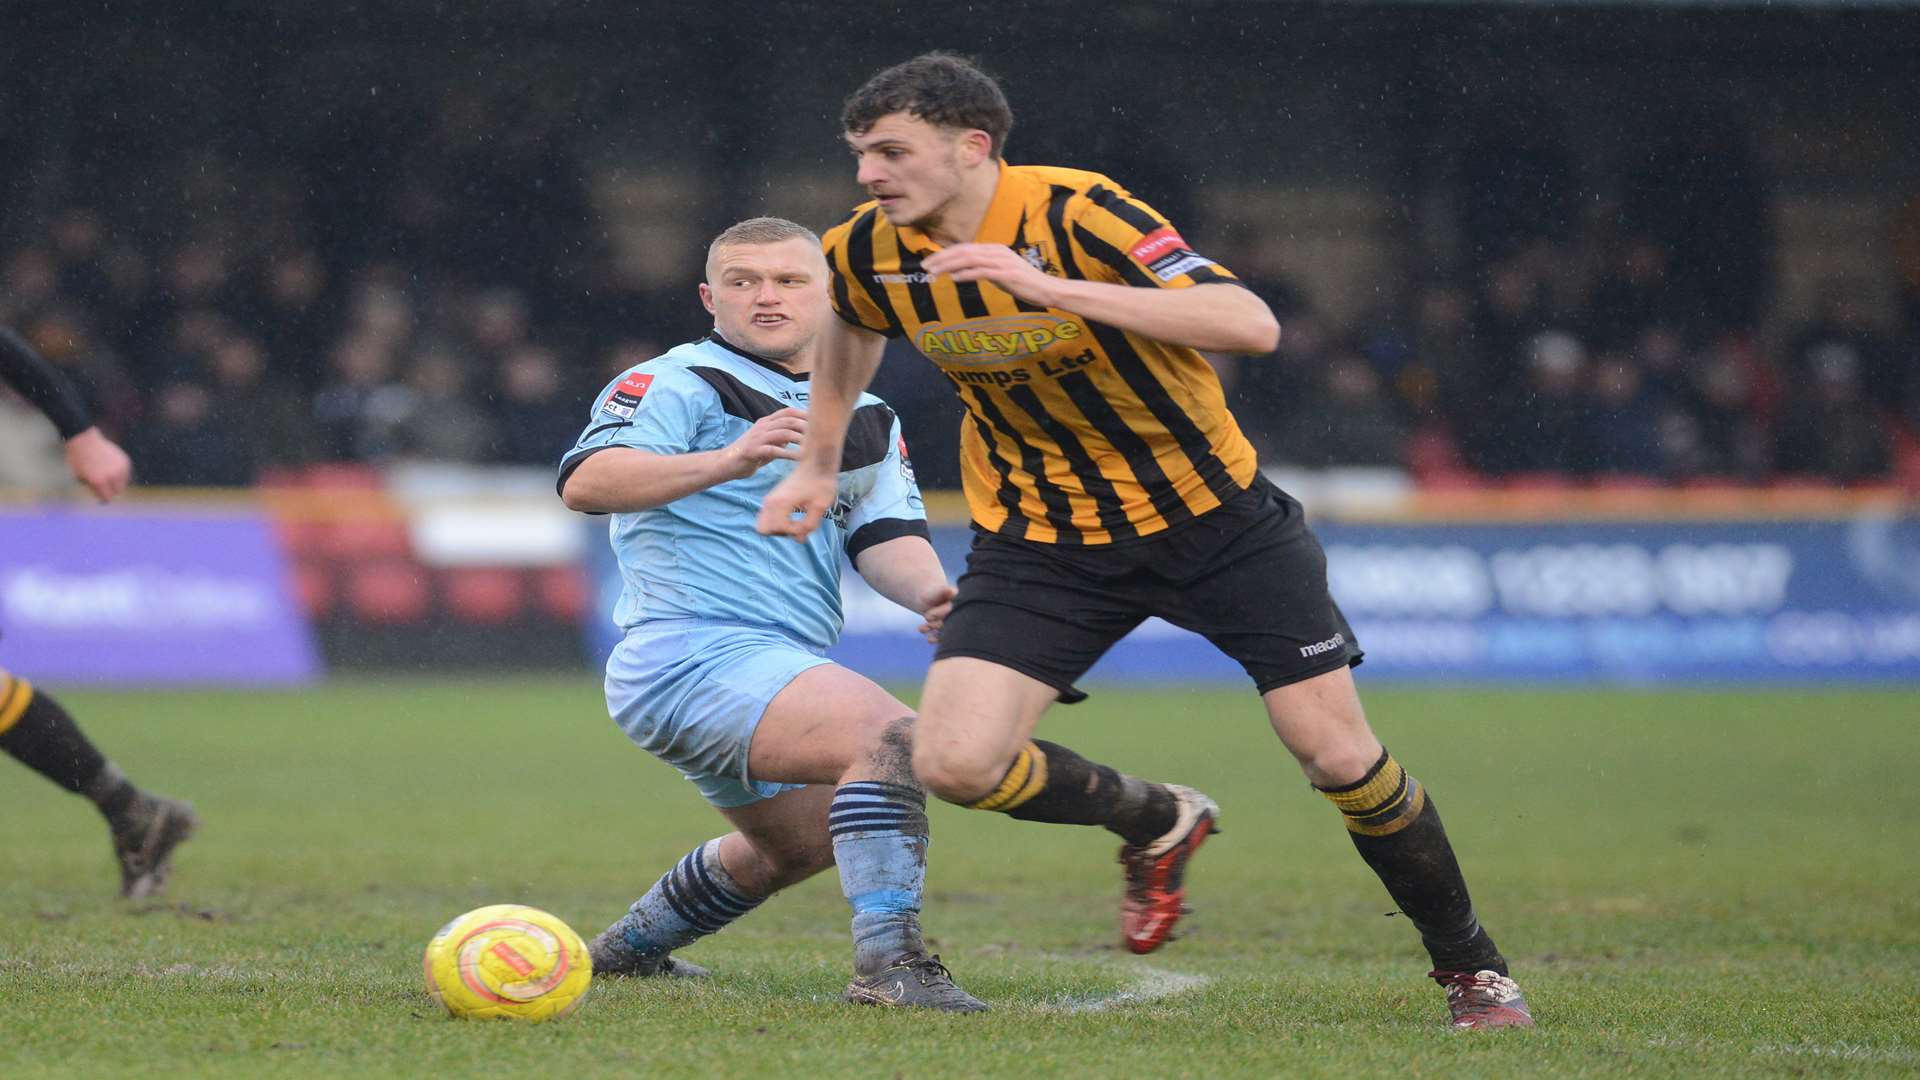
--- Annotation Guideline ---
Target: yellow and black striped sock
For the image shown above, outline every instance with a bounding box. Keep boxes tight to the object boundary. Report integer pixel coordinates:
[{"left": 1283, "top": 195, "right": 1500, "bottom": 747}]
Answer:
[
  {"left": 1317, "top": 749, "right": 1507, "bottom": 975},
  {"left": 0, "top": 675, "right": 131, "bottom": 818},
  {"left": 1318, "top": 749, "right": 1426, "bottom": 836},
  {"left": 963, "top": 739, "right": 1176, "bottom": 846}
]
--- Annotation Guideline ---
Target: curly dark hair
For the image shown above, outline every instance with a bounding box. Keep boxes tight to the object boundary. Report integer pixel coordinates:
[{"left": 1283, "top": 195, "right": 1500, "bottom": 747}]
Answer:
[{"left": 841, "top": 51, "right": 1013, "bottom": 158}]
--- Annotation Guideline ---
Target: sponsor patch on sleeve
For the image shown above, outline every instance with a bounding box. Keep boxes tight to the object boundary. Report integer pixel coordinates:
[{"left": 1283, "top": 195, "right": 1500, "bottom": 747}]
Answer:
[
  {"left": 897, "top": 435, "right": 916, "bottom": 483},
  {"left": 1128, "top": 226, "right": 1187, "bottom": 264},
  {"left": 600, "top": 371, "right": 654, "bottom": 419},
  {"left": 1146, "top": 249, "right": 1217, "bottom": 282},
  {"left": 1129, "top": 225, "right": 1215, "bottom": 282}
]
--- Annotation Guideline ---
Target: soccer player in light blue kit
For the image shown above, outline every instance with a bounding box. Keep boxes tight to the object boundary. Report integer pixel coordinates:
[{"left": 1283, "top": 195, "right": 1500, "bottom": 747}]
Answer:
[{"left": 558, "top": 217, "right": 985, "bottom": 1011}]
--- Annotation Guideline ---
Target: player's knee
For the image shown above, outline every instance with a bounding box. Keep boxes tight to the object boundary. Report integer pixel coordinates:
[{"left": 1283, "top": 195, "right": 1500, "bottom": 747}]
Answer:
[
  {"left": 859, "top": 715, "right": 917, "bottom": 787},
  {"left": 1293, "top": 742, "right": 1384, "bottom": 789},
  {"left": 758, "top": 841, "right": 834, "bottom": 892},
  {"left": 912, "top": 742, "right": 1003, "bottom": 805}
]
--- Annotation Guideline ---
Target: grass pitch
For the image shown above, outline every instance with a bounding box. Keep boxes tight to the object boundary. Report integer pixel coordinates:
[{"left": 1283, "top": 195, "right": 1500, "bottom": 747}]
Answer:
[{"left": 1, "top": 679, "right": 1916, "bottom": 1078}]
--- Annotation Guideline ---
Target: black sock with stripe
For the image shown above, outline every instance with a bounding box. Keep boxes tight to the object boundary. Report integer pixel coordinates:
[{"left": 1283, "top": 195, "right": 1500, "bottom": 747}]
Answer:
[
  {"left": 1317, "top": 749, "right": 1507, "bottom": 975},
  {"left": 0, "top": 678, "right": 135, "bottom": 822},
  {"left": 964, "top": 739, "right": 1177, "bottom": 847}
]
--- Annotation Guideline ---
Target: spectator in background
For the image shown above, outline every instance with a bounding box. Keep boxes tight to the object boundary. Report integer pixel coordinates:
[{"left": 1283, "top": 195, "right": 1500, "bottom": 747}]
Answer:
[
  {"left": 392, "top": 349, "right": 495, "bottom": 462},
  {"left": 1489, "top": 331, "right": 1587, "bottom": 475},
  {"left": 463, "top": 287, "right": 534, "bottom": 371},
  {"left": 48, "top": 207, "right": 115, "bottom": 314},
  {"left": 1412, "top": 282, "right": 1481, "bottom": 431},
  {"left": 1773, "top": 345, "right": 1892, "bottom": 482},
  {"left": 1586, "top": 238, "right": 1687, "bottom": 351},
  {"left": 205, "top": 333, "right": 315, "bottom": 470},
  {"left": 1227, "top": 291, "right": 1325, "bottom": 460},
  {"left": 122, "top": 381, "right": 251, "bottom": 487},
  {"left": 599, "top": 339, "right": 666, "bottom": 384},
  {"left": 233, "top": 247, "right": 337, "bottom": 390},
  {"left": 490, "top": 344, "right": 580, "bottom": 465},
  {"left": 313, "top": 335, "right": 412, "bottom": 462},
  {"left": 1578, "top": 353, "right": 1666, "bottom": 477},
  {"left": 1788, "top": 282, "right": 1900, "bottom": 414},
  {"left": 2, "top": 248, "right": 61, "bottom": 322},
  {"left": 1267, "top": 347, "right": 1409, "bottom": 469},
  {"left": 1685, "top": 335, "right": 1775, "bottom": 482}
]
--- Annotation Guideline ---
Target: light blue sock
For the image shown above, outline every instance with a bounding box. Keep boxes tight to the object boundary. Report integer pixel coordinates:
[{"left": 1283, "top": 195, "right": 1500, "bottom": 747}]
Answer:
[
  {"left": 607, "top": 838, "right": 761, "bottom": 960},
  {"left": 830, "top": 781, "right": 929, "bottom": 976}
]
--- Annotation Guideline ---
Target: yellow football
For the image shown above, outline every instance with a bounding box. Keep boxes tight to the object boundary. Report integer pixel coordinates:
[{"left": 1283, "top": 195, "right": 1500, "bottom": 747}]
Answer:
[{"left": 423, "top": 904, "right": 593, "bottom": 1021}]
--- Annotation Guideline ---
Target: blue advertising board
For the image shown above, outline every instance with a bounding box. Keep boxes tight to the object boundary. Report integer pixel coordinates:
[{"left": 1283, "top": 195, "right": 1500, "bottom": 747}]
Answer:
[
  {"left": 0, "top": 508, "right": 323, "bottom": 686},
  {"left": 583, "top": 514, "right": 1920, "bottom": 685}
]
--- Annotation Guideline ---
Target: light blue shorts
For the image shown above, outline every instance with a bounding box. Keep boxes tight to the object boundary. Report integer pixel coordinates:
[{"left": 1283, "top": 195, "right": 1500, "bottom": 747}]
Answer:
[{"left": 604, "top": 619, "right": 833, "bottom": 808}]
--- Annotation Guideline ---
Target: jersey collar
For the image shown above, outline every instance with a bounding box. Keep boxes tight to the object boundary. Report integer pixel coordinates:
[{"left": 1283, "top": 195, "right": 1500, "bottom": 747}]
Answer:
[
  {"left": 896, "top": 161, "right": 1035, "bottom": 253},
  {"left": 706, "top": 332, "right": 810, "bottom": 382}
]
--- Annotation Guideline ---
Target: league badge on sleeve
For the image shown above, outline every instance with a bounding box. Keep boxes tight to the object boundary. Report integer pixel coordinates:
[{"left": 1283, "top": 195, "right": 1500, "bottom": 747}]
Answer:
[{"left": 601, "top": 372, "right": 654, "bottom": 420}]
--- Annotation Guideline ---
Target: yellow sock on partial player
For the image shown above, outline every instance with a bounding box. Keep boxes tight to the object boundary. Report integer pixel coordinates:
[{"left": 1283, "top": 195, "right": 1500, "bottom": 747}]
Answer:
[
  {"left": 1317, "top": 749, "right": 1426, "bottom": 836},
  {"left": 964, "top": 743, "right": 1048, "bottom": 812}
]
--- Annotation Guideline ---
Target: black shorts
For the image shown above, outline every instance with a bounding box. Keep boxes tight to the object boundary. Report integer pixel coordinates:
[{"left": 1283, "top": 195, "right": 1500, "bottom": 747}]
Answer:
[{"left": 935, "top": 476, "right": 1362, "bottom": 701}]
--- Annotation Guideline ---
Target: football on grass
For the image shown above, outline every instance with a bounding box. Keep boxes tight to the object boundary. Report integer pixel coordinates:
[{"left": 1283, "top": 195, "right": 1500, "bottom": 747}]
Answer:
[{"left": 423, "top": 904, "right": 592, "bottom": 1021}]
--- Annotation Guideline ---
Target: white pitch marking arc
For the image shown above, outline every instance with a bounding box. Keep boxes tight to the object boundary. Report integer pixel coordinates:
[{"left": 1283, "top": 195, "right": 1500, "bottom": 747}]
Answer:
[{"left": 1040, "top": 964, "right": 1212, "bottom": 1014}]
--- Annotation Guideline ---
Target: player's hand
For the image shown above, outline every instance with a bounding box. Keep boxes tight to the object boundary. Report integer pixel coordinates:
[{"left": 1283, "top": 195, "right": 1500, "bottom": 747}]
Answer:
[
  {"left": 915, "top": 582, "right": 957, "bottom": 644},
  {"left": 922, "top": 243, "right": 1061, "bottom": 308},
  {"left": 756, "top": 462, "right": 837, "bottom": 542},
  {"left": 721, "top": 408, "right": 807, "bottom": 480},
  {"left": 64, "top": 427, "right": 132, "bottom": 503}
]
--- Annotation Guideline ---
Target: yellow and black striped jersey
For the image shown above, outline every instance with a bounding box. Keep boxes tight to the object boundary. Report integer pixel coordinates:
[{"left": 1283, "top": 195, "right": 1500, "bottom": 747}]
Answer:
[{"left": 822, "top": 163, "right": 1260, "bottom": 545}]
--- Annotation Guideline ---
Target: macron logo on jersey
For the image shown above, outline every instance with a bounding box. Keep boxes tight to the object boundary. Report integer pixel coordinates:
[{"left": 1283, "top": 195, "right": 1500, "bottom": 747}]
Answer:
[{"left": 601, "top": 372, "right": 654, "bottom": 419}]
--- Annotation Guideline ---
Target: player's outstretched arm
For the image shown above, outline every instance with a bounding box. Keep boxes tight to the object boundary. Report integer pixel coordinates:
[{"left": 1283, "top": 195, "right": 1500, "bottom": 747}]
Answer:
[
  {"left": 922, "top": 243, "right": 1280, "bottom": 355},
  {"left": 757, "top": 320, "right": 888, "bottom": 541},
  {"left": 562, "top": 408, "right": 806, "bottom": 514},
  {"left": 852, "top": 536, "right": 956, "bottom": 644}
]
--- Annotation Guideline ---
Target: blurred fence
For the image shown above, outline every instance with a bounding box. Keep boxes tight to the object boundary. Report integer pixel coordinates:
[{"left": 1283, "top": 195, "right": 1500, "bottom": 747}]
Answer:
[{"left": 5, "top": 469, "right": 1917, "bottom": 686}]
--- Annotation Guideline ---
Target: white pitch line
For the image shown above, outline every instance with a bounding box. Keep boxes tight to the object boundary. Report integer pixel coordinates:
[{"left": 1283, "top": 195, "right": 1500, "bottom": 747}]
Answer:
[{"left": 1042, "top": 965, "right": 1212, "bottom": 1014}]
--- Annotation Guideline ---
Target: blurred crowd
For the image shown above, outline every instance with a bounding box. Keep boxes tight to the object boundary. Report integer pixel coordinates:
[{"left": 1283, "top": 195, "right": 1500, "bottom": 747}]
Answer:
[
  {"left": 1223, "top": 125, "right": 1920, "bottom": 488},
  {"left": 3, "top": 104, "right": 1918, "bottom": 491},
  {"left": 1225, "top": 240, "right": 1920, "bottom": 488}
]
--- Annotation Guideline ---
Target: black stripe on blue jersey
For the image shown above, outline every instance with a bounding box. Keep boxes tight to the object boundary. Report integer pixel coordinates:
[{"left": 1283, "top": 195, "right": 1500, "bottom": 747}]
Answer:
[
  {"left": 842, "top": 400, "right": 899, "bottom": 472},
  {"left": 846, "top": 209, "right": 905, "bottom": 337},
  {"left": 686, "top": 366, "right": 795, "bottom": 422},
  {"left": 846, "top": 517, "right": 931, "bottom": 561},
  {"left": 707, "top": 333, "right": 810, "bottom": 381},
  {"left": 685, "top": 365, "right": 898, "bottom": 473}
]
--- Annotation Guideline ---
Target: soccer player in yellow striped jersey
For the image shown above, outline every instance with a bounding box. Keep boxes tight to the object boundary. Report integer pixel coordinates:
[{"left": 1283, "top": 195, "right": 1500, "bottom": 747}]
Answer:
[
  {"left": 760, "top": 53, "right": 1532, "bottom": 1029},
  {"left": 1, "top": 325, "right": 198, "bottom": 900}
]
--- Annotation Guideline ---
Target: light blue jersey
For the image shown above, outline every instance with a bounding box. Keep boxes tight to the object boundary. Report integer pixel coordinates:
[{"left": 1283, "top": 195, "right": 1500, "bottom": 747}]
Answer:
[
  {"left": 559, "top": 333, "right": 927, "bottom": 650},
  {"left": 560, "top": 332, "right": 929, "bottom": 807}
]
